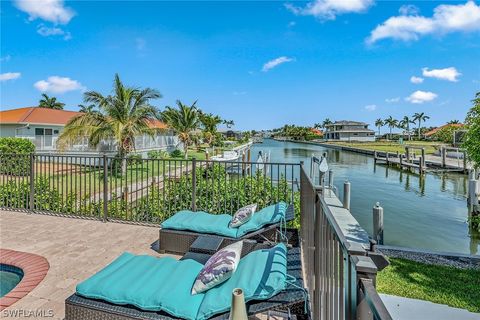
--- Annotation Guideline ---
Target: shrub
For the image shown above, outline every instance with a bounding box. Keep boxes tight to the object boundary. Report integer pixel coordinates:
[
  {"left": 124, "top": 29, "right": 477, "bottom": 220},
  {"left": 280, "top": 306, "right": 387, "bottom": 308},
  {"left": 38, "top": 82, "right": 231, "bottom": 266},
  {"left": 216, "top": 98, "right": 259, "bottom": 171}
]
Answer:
[
  {"left": 170, "top": 149, "right": 183, "bottom": 158},
  {"left": 463, "top": 92, "right": 480, "bottom": 167},
  {"left": 147, "top": 150, "right": 169, "bottom": 159},
  {"left": 0, "top": 137, "right": 35, "bottom": 176}
]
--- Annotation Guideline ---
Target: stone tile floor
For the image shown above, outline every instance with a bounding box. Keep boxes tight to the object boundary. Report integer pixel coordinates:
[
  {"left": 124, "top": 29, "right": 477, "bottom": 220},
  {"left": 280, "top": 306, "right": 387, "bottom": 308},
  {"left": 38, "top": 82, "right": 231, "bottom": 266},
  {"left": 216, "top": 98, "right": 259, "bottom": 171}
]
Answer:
[{"left": 0, "top": 210, "right": 176, "bottom": 319}]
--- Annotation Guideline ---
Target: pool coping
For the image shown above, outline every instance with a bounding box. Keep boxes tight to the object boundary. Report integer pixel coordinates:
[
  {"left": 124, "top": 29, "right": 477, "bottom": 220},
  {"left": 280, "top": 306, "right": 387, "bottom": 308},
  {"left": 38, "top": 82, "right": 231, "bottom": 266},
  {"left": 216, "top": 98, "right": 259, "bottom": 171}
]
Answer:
[{"left": 0, "top": 248, "right": 49, "bottom": 310}]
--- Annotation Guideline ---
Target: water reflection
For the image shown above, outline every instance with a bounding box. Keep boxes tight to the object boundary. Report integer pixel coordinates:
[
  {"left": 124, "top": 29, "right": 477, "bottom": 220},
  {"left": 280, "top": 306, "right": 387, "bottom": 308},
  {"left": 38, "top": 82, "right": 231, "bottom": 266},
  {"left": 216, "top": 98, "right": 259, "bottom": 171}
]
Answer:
[{"left": 252, "top": 139, "right": 479, "bottom": 255}]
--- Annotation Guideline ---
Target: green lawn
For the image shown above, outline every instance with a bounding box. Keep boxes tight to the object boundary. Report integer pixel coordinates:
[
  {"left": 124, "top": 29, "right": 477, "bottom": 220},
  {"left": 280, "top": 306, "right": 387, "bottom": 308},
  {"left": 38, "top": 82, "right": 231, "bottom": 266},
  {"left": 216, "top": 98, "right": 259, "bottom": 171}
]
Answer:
[
  {"left": 325, "top": 141, "right": 443, "bottom": 155},
  {"left": 377, "top": 257, "right": 480, "bottom": 313}
]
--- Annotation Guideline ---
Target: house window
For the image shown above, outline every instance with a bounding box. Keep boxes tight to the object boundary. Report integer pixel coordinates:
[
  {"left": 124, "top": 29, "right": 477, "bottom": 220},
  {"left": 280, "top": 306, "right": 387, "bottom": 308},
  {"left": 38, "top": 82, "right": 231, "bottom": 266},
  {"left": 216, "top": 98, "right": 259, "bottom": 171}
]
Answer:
[
  {"left": 353, "top": 133, "right": 358, "bottom": 136},
  {"left": 35, "top": 128, "right": 44, "bottom": 135},
  {"left": 53, "top": 130, "right": 59, "bottom": 134},
  {"left": 45, "top": 129, "right": 53, "bottom": 135}
]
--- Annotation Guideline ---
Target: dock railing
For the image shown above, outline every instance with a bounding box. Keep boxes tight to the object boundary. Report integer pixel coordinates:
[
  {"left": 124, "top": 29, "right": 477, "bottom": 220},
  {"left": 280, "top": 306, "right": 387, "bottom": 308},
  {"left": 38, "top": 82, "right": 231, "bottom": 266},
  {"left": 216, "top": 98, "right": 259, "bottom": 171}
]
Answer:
[{"left": 300, "top": 157, "right": 392, "bottom": 320}]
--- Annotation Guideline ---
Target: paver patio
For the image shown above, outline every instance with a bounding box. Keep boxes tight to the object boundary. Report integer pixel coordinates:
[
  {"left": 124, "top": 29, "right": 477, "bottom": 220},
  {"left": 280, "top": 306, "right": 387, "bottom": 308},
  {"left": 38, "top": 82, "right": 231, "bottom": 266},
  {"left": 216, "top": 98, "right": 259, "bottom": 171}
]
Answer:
[{"left": 0, "top": 210, "right": 174, "bottom": 319}]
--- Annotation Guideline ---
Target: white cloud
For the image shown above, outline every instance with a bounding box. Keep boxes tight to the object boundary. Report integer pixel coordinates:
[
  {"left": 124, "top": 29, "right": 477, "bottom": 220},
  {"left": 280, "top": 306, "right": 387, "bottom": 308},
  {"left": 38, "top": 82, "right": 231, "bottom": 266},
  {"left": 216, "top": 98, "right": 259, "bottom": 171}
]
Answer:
[
  {"left": 37, "top": 24, "right": 71, "bottom": 40},
  {"left": 385, "top": 97, "right": 400, "bottom": 103},
  {"left": 422, "top": 67, "right": 461, "bottom": 82},
  {"left": 285, "top": 0, "right": 373, "bottom": 21},
  {"left": 0, "top": 72, "right": 21, "bottom": 82},
  {"left": 14, "top": 0, "right": 75, "bottom": 24},
  {"left": 288, "top": 21, "right": 296, "bottom": 28},
  {"left": 262, "top": 56, "right": 294, "bottom": 72},
  {"left": 367, "top": 1, "right": 480, "bottom": 44},
  {"left": 405, "top": 90, "right": 438, "bottom": 104},
  {"left": 34, "top": 76, "right": 85, "bottom": 94},
  {"left": 410, "top": 76, "right": 424, "bottom": 84},
  {"left": 399, "top": 4, "right": 419, "bottom": 16},
  {"left": 364, "top": 104, "right": 377, "bottom": 111},
  {"left": 0, "top": 55, "right": 11, "bottom": 62}
]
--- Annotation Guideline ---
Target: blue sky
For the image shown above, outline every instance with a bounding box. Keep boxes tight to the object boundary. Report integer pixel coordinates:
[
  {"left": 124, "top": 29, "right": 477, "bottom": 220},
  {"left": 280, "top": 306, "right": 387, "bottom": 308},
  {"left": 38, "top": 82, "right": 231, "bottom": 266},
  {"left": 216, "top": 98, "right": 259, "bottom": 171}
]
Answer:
[{"left": 1, "top": 0, "right": 480, "bottom": 130}]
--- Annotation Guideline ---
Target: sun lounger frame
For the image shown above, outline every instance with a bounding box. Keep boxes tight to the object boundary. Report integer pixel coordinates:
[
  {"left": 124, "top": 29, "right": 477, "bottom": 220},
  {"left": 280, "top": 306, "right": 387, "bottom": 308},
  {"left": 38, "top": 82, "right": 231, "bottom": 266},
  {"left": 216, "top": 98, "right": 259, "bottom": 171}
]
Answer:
[
  {"left": 158, "top": 204, "right": 294, "bottom": 255},
  {"left": 64, "top": 247, "right": 308, "bottom": 320}
]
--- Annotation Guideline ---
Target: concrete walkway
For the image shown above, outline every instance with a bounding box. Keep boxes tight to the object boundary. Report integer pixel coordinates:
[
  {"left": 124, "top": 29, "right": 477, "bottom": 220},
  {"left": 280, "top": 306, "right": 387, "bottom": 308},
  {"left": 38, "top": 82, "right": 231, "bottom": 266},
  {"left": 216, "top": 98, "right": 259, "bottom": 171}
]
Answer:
[{"left": 381, "top": 294, "right": 480, "bottom": 320}]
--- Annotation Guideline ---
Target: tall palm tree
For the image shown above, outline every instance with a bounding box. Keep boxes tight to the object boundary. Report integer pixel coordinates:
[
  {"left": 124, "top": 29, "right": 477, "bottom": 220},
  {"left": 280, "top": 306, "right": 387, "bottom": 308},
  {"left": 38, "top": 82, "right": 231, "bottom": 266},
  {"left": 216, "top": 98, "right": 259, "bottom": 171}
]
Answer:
[
  {"left": 374, "top": 118, "right": 384, "bottom": 136},
  {"left": 161, "top": 100, "right": 200, "bottom": 159},
  {"left": 447, "top": 120, "right": 461, "bottom": 124},
  {"left": 322, "top": 118, "right": 332, "bottom": 128},
  {"left": 313, "top": 123, "right": 322, "bottom": 129},
  {"left": 223, "top": 120, "right": 235, "bottom": 128},
  {"left": 199, "top": 112, "right": 223, "bottom": 146},
  {"left": 78, "top": 103, "right": 96, "bottom": 113},
  {"left": 384, "top": 116, "right": 398, "bottom": 140},
  {"left": 399, "top": 116, "right": 415, "bottom": 140},
  {"left": 58, "top": 74, "right": 162, "bottom": 173},
  {"left": 413, "top": 112, "right": 430, "bottom": 139},
  {"left": 38, "top": 93, "right": 65, "bottom": 110}
]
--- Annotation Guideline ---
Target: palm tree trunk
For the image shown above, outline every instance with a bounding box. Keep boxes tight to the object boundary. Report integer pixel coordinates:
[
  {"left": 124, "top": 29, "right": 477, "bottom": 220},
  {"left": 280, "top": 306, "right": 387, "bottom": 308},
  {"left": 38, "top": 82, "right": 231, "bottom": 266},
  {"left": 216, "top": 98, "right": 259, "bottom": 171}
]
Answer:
[{"left": 418, "top": 121, "right": 421, "bottom": 139}]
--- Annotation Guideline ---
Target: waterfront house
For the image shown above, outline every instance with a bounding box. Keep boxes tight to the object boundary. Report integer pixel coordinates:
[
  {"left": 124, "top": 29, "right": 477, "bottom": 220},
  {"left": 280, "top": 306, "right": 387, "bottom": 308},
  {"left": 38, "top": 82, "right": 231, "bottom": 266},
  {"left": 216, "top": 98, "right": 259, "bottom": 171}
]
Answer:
[
  {"left": 0, "top": 107, "right": 179, "bottom": 154},
  {"left": 324, "top": 120, "right": 375, "bottom": 142}
]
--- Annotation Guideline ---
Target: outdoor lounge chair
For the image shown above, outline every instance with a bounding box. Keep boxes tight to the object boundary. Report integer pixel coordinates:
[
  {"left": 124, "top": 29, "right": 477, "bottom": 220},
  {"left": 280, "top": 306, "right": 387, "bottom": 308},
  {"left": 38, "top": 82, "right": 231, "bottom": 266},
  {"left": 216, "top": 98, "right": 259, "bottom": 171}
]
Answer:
[
  {"left": 65, "top": 245, "right": 307, "bottom": 320},
  {"left": 158, "top": 202, "right": 294, "bottom": 254}
]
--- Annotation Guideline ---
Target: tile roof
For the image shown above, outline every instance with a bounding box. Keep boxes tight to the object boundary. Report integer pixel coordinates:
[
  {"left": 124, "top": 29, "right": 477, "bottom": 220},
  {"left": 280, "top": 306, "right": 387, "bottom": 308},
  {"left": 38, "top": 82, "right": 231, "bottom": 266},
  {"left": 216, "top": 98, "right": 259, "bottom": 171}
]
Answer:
[
  {"left": 0, "top": 107, "right": 81, "bottom": 125},
  {"left": 424, "top": 123, "right": 464, "bottom": 137},
  {"left": 0, "top": 107, "right": 168, "bottom": 129}
]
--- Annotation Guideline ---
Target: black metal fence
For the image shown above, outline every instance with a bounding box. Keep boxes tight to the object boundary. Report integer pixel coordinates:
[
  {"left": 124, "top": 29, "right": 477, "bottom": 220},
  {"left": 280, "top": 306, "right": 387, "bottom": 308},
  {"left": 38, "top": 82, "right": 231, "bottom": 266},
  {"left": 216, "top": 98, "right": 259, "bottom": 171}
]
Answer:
[{"left": 0, "top": 153, "right": 300, "bottom": 225}]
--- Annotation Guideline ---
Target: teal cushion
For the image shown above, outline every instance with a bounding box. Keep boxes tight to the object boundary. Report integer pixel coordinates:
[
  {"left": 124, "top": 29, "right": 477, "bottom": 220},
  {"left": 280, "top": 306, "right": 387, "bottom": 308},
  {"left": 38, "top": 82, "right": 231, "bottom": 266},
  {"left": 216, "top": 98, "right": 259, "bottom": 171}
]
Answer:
[
  {"left": 161, "top": 211, "right": 238, "bottom": 238},
  {"left": 236, "top": 202, "right": 288, "bottom": 237},
  {"left": 161, "top": 202, "right": 288, "bottom": 239},
  {"left": 76, "top": 253, "right": 205, "bottom": 319},
  {"left": 197, "top": 243, "right": 287, "bottom": 320},
  {"left": 76, "top": 244, "right": 288, "bottom": 320}
]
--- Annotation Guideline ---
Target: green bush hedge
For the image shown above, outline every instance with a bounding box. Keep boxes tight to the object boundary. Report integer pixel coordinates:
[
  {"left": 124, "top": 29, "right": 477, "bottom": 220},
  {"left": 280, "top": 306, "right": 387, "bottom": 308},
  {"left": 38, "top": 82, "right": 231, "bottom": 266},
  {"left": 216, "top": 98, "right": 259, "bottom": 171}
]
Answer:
[{"left": 0, "top": 137, "right": 35, "bottom": 176}]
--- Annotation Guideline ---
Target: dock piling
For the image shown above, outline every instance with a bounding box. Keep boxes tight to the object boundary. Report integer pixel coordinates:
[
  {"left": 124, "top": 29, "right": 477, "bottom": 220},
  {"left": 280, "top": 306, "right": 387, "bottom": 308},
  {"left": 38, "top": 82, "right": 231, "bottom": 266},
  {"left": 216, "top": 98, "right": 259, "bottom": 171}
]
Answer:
[
  {"left": 343, "top": 181, "right": 351, "bottom": 210},
  {"left": 373, "top": 202, "right": 384, "bottom": 245}
]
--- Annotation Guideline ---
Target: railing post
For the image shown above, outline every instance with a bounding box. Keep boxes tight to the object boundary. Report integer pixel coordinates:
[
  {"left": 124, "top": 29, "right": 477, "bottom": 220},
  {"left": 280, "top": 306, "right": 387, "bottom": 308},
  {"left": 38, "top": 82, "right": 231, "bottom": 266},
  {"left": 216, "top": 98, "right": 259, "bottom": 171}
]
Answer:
[
  {"left": 29, "top": 153, "right": 35, "bottom": 211},
  {"left": 103, "top": 154, "right": 108, "bottom": 222},
  {"left": 343, "top": 180, "right": 351, "bottom": 210},
  {"left": 373, "top": 202, "right": 384, "bottom": 245},
  {"left": 442, "top": 147, "right": 446, "bottom": 168},
  {"left": 192, "top": 158, "right": 197, "bottom": 211},
  {"left": 328, "top": 169, "right": 334, "bottom": 188}
]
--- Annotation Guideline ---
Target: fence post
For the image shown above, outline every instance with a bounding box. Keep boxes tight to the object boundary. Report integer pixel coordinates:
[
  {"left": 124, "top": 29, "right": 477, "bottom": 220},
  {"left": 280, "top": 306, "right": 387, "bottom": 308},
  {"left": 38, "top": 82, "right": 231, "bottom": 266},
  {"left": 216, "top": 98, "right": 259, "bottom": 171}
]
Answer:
[
  {"left": 103, "top": 154, "right": 108, "bottom": 222},
  {"left": 373, "top": 202, "right": 384, "bottom": 245},
  {"left": 192, "top": 158, "right": 197, "bottom": 211},
  {"left": 343, "top": 180, "right": 351, "bottom": 210},
  {"left": 463, "top": 151, "right": 467, "bottom": 173},
  {"left": 29, "top": 153, "right": 35, "bottom": 211}
]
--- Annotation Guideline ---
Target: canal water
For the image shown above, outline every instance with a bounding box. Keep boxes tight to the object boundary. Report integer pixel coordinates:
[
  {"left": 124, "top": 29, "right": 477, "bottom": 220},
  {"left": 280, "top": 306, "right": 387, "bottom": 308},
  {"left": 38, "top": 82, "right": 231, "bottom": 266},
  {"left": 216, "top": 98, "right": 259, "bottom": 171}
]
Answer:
[{"left": 252, "top": 139, "right": 479, "bottom": 255}]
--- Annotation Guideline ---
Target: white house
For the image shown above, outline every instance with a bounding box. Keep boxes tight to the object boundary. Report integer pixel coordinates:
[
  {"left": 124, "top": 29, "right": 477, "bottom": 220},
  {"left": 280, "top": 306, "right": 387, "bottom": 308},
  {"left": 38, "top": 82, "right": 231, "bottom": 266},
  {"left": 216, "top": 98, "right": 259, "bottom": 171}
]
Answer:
[
  {"left": 0, "top": 107, "right": 179, "bottom": 154},
  {"left": 324, "top": 121, "right": 375, "bottom": 142}
]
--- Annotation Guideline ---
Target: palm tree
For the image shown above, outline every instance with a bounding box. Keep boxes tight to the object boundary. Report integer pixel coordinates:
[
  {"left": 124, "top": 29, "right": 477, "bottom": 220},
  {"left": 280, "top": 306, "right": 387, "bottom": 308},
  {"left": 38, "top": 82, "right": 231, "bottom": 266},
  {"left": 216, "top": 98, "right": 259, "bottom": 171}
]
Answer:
[
  {"left": 374, "top": 118, "right": 384, "bottom": 136},
  {"left": 38, "top": 93, "right": 65, "bottom": 110},
  {"left": 78, "top": 104, "right": 96, "bottom": 113},
  {"left": 313, "top": 123, "right": 322, "bottom": 129},
  {"left": 384, "top": 116, "right": 398, "bottom": 140},
  {"left": 223, "top": 120, "right": 235, "bottom": 128},
  {"left": 399, "top": 116, "right": 415, "bottom": 140},
  {"left": 58, "top": 74, "right": 162, "bottom": 173},
  {"left": 322, "top": 118, "right": 332, "bottom": 128},
  {"left": 161, "top": 100, "right": 200, "bottom": 159},
  {"left": 413, "top": 112, "right": 430, "bottom": 139},
  {"left": 447, "top": 120, "right": 461, "bottom": 124},
  {"left": 199, "top": 112, "right": 223, "bottom": 146}
]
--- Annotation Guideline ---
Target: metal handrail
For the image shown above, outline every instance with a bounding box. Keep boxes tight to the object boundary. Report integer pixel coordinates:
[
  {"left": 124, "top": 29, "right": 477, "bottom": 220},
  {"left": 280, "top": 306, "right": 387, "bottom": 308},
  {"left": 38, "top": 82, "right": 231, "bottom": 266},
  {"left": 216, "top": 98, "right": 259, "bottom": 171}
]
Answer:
[{"left": 360, "top": 278, "right": 393, "bottom": 320}]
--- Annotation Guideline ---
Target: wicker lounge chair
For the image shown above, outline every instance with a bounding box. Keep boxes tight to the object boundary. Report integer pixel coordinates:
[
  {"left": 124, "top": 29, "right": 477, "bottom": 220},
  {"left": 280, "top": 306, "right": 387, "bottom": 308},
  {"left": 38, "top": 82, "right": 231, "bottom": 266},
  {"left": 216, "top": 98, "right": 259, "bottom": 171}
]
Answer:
[
  {"left": 159, "top": 204, "right": 294, "bottom": 254},
  {"left": 65, "top": 247, "right": 307, "bottom": 320}
]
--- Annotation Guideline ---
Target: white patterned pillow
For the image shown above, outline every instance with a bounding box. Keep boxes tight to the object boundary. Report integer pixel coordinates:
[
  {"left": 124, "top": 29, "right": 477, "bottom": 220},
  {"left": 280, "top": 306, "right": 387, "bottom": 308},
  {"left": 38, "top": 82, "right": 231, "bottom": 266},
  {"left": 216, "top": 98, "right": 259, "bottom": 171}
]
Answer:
[
  {"left": 229, "top": 204, "right": 257, "bottom": 228},
  {"left": 191, "top": 241, "right": 243, "bottom": 295}
]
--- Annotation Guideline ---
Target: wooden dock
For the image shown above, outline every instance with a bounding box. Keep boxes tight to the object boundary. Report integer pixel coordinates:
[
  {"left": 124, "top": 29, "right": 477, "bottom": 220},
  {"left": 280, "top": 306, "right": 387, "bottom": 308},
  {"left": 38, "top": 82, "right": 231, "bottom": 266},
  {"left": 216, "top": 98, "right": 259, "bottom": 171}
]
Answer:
[{"left": 374, "top": 146, "right": 470, "bottom": 174}]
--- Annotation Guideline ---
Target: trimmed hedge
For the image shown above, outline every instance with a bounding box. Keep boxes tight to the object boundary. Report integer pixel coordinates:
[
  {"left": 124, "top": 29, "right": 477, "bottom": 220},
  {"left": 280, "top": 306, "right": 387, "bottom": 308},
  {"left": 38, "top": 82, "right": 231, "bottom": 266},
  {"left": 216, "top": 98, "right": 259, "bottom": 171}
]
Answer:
[{"left": 0, "top": 137, "right": 35, "bottom": 176}]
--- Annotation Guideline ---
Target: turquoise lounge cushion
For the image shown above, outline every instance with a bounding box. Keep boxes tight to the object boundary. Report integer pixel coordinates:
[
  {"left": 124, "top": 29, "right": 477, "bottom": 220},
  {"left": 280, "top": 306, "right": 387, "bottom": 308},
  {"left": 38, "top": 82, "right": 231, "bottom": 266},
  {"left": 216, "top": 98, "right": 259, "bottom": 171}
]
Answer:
[
  {"left": 161, "top": 211, "right": 238, "bottom": 238},
  {"left": 197, "top": 243, "right": 287, "bottom": 319},
  {"left": 161, "top": 202, "right": 288, "bottom": 239},
  {"left": 76, "top": 244, "right": 288, "bottom": 320},
  {"left": 236, "top": 202, "right": 288, "bottom": 237},
  {"left": 76, "top": 253, "right": 205, "bottom": 319}
]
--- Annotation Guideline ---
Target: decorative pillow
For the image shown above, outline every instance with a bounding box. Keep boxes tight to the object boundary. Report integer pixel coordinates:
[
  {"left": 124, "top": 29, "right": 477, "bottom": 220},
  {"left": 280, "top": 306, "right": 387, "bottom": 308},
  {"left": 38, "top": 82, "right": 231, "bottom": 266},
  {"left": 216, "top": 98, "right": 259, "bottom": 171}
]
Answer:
[
  {"left": 191, "top": 241, "right": 243, "bottom": 295},
  {"left": 229, "top": 204, "right": 257, "bottom": 228}
]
